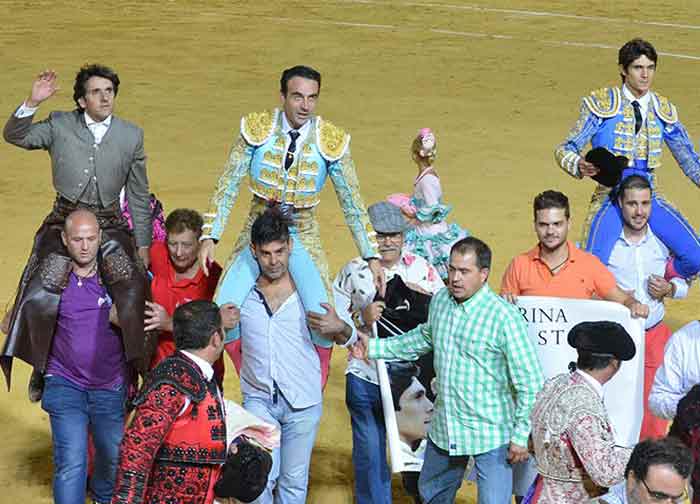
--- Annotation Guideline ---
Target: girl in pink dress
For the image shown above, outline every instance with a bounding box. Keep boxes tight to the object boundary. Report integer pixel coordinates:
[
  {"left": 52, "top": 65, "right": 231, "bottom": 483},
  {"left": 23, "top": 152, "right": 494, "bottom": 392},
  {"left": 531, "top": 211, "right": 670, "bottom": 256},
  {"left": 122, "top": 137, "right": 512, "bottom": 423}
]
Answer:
[{"left": 388, "top": 128, "right": 468, "bottom": 279}]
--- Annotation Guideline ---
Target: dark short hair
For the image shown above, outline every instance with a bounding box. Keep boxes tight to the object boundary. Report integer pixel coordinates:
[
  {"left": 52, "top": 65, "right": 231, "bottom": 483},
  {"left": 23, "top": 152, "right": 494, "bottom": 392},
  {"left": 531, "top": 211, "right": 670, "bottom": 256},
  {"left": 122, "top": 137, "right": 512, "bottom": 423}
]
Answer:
[
  {"left": 618, "top": 175, "right": 652, "bottom": 201},
  {"left": 73, "top": 64, "right": 120, "bottom": 110},
  {"left": 173, "top": 300, "right": 222, "bottom": 351},
  {"left": 450, "top": 237, "right": 492, "bottom": 270},
  {"left": 250, "top": 208, "right": 291, "bottom": 247},
  {"left": 280, "top": 65, "right": 321, "bottom": 95},
  {"left": 165, "top": 208, "right": 203, "bottom": 238},
  {"left": 619, "top": 38, "right": 658, "bottom": 80},
  {"left": 575, "top": 350, "right": 617, "bottom": 371},
  {"left": 387, "top": 362, "right": 421, "bottom": 412},
  {"left": 533, "top": 190, "right": 570, "bottom": 220},
  {"left": 625, "top": 437, "right": 693, "bottom": 481}
]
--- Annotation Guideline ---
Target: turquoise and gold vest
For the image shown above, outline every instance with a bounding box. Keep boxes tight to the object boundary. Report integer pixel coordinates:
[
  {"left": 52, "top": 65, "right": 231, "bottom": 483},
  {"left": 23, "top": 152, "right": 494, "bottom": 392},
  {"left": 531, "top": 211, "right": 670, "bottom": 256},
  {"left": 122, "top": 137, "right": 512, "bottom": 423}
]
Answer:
[{"left": 241, "top": 109, "right": 350, "bottom": 209}]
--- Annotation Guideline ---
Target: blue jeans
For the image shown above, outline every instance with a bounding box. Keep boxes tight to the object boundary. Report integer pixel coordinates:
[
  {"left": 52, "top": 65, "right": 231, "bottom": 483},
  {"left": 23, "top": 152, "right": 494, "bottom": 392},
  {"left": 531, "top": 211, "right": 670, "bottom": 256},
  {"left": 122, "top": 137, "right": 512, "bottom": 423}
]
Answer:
[
  {"left": 345, "top": 373, "right": 392, "bottom": 504},
  {"left": 243, "top": 392, "right": 323, "bottom": 504},
  {"left": 419, "top": 437, "right": 513, "bottom": 504},
  {"left": 41, "top": 375, "right": 126, "bottom": 504},
  {"left": 512, "top": 456, "right": 537, "bottom": 497}
]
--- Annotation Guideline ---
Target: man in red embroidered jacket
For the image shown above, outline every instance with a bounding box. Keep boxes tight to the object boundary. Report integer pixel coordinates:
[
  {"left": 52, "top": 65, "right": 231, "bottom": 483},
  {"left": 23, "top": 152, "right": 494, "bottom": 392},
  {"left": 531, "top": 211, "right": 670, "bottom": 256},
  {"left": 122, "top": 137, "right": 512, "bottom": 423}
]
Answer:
[{"left": 111, "top": 300, "right": 226, "bottom": 504}]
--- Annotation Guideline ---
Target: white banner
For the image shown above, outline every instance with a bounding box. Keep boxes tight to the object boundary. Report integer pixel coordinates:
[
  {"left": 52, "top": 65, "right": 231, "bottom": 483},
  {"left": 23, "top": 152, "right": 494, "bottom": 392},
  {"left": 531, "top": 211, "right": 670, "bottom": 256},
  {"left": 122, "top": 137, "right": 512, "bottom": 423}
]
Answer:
[
  {"left": 377, "top": 358, "right": 416, "bottom": 473},
  {"left": 378, "top": 296, "right": 645, "bottom": 473},
  {"left": 516, "top": 296, "right": 645, "bottom": 447}
]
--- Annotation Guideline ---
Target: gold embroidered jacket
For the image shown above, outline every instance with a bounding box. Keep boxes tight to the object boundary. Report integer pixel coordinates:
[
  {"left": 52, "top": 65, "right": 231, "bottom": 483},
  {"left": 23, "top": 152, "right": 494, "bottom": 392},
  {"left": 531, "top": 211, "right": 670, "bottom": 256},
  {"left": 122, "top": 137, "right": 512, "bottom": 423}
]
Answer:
[{"left": 203, "top": 109, "right": 377, "bottom": 259}]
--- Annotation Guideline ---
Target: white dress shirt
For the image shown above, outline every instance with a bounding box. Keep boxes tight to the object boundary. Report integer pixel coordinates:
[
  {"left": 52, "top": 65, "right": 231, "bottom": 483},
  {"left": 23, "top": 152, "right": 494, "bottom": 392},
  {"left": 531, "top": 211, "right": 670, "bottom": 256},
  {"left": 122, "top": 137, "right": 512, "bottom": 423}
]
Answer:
[
  {"left": 238, "top": 289, "right": 322, "bottom": 409},
  {"left": 84, "top": 112, "right": 112, "bottom": 144},
  {"left": 334, "top": 251, "right": 445, "bottom": 385},
  {"left": 178, "top": 350, "right": 217, "bottom": 416},
  {"left": 280, "top": 112, "right": 311, "bottom": 160},
  {"left": 607, "top": 226, "right": 688, "bottom": 329},
  {"left": 622, "top": 84, "right": 651, "bottom": 123},
  {"left": 576, "top": 369, "right": 604, "bottom": 398},
  {"left": 649, "top": 320, "right": 700, "bottom": 419},
  {"left": 15, "top": 102, "right": 39, "bottom": 119},
  {"left": 180, "top": 350, "right": 215, "bottom": 380}
]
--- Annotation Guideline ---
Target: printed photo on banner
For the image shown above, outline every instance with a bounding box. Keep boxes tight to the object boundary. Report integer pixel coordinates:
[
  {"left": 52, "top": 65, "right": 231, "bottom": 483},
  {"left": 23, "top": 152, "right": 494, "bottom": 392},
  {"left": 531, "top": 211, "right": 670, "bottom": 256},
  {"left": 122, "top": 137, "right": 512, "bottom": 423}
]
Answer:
[
  {"left": 373, "top": 275, "right": 434, "bottom": 473},
  {"left": 381, "top": 356, "right": 435, "bottom": 471},
  {"left": 516, "top": 296, "right": 646, "bottom": 446}
]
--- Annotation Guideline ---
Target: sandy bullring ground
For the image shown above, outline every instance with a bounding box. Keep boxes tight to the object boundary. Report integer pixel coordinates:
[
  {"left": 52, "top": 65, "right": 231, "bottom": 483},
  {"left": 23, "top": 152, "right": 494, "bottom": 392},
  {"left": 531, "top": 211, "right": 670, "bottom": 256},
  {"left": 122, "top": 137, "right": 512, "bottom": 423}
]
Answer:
[{"left": 0, "top": 1, "right": 698, "bottom": 502}]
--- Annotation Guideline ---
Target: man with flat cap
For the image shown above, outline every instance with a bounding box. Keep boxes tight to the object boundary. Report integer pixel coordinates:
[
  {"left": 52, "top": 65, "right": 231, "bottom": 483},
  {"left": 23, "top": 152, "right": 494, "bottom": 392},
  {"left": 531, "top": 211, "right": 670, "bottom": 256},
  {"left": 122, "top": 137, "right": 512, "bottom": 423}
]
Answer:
[
  {"left": 334, "top": 201, "right": 443, "bottom": 504},
  {"left": 529, "top": 321, "right": 635, "bottom": 503}
]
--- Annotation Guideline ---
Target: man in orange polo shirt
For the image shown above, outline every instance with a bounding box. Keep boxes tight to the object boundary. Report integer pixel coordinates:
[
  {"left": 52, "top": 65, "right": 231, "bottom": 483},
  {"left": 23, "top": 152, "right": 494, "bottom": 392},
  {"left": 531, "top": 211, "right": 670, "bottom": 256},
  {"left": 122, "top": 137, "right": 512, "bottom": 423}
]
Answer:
[
  {"left": 500, "top": 190, "right": 648, "bottom": 502},
  {"left": 501, "top": 190, "right": 648, "bottom": 314},
  {"left": 147, "top": 208, "right": 239, "bottom": 385}
]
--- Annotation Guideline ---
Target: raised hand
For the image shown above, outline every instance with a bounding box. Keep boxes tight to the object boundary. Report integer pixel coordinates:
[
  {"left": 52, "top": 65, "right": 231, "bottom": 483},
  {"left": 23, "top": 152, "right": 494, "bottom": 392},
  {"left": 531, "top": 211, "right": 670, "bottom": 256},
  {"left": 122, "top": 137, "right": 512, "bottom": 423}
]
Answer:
[{"left": 27, "top": 70, "right": 60, "bottom": 107}]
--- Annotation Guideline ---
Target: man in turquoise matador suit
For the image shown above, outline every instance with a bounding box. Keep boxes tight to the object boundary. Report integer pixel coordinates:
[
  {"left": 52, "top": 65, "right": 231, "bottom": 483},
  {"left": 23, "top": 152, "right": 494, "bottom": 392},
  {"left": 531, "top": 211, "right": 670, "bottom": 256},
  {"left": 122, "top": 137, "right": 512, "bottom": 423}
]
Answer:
[{"left": 198, "top": 65, "right": 382, "bottom": 348}]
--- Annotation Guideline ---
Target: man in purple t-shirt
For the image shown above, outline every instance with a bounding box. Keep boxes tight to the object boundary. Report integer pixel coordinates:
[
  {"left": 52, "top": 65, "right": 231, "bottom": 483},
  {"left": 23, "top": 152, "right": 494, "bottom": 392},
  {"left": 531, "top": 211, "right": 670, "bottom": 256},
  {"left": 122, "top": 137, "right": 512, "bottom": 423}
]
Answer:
[{"left": 40, "top": 209, "right": 128, "bottom": 504}]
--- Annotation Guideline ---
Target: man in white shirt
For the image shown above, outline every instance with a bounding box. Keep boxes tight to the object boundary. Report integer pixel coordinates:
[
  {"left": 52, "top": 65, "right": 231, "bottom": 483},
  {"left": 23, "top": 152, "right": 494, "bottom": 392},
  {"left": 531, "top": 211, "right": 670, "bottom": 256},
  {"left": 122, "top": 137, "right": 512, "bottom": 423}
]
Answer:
[
  {"left": 607, "top": 175, "right": 689, "bottom": 439},
  {"left": 334, "top": 201, "right": 444, "bottom": 504},
  {"left": 649, "top": 321, "right": 700, "bottom": 421},
  {"left": 234, "top": 208, "right": 353, "bottom": 504}
]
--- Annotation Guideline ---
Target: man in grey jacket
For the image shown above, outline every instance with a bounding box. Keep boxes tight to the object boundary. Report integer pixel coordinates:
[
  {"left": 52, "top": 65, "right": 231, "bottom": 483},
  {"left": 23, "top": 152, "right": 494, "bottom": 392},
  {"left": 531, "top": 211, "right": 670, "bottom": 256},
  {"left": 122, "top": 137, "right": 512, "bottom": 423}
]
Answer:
[{"left": 1, "top": 65, "right": 153, "bottom": 399}]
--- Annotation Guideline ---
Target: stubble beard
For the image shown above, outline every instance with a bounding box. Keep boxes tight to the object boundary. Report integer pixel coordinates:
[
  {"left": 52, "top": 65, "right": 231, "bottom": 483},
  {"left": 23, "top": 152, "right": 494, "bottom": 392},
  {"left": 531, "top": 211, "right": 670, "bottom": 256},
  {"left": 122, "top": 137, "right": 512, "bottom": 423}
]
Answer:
[{"left": 540, "top": 237, "right": 566, "bottom": 255}]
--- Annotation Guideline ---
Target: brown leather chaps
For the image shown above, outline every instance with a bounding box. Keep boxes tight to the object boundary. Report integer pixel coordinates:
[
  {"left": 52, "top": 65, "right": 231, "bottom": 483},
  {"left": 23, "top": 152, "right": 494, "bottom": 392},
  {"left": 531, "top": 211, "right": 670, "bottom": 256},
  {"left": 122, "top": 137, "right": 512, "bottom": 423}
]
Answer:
[{"left": 0, "top": 196, "right": 154, "bottom": 389}]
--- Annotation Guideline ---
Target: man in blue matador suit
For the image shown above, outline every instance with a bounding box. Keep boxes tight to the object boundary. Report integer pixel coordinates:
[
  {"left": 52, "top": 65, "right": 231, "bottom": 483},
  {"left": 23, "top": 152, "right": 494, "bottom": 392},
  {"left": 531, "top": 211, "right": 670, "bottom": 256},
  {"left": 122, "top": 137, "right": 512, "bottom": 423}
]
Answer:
[
  {"left": 198, "top": 65, "right": 383, "bottom": 347},
  {"left": 555, "top": 38, "right": 700, "bottom": 279}
]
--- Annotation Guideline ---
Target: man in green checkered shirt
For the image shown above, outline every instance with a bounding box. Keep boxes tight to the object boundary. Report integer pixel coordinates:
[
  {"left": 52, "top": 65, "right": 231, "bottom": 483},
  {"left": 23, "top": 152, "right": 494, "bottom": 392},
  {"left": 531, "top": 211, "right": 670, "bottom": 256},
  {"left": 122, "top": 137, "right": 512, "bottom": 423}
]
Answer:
[{"left": 359, "top": 236, "right": 544, "bottom": 503}]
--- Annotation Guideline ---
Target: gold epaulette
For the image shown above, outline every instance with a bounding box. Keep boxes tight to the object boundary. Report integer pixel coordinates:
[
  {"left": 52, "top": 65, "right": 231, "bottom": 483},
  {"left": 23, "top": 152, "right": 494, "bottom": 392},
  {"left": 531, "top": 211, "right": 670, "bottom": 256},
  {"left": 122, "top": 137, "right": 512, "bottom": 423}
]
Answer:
[
  {"left": 652, "top": 92, "right": 678, "bottom": 124},
  {"left": 316, "top": 116, "right": 350, "bottom": 161},
  {"left": 240, "top": 110, "right": 277, "bottom": 146},
  {"left": 582, "top": 87, "right": 621, "bottom": 118}
]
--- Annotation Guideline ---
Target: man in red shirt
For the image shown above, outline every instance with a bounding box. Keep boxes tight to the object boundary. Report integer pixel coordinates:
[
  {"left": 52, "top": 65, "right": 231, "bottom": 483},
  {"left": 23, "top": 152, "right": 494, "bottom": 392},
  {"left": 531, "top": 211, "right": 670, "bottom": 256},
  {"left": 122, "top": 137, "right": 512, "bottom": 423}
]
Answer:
[{"left": 146, "top": 208, "right": 238, "bottom": 384}]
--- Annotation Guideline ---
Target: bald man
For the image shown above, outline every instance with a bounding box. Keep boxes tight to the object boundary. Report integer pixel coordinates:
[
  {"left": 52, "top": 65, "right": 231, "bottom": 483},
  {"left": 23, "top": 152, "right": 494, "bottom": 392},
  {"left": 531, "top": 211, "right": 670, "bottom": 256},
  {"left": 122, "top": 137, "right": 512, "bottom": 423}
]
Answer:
[{"left": 38, "top": 209, "right": 129, "bottom": 504}]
